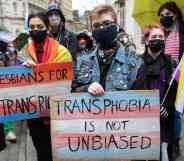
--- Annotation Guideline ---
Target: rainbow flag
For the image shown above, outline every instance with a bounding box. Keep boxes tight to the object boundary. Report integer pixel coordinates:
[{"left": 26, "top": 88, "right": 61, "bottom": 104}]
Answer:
[{"left": 175, "top": 55, "right": 184, "bottom": 113}]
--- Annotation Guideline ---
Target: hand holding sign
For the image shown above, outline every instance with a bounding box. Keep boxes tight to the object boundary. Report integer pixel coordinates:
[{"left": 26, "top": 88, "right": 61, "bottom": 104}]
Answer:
[
  {"left": 51, "top": 90, "right": 160, "bottom": 161},
  {"left": 88, "top": 82, "right": 104, "bottom": 96},
  {"left": 0, "top": 62, "right": 73, "bottom": 122},
  {"left": 23, "top": 59, "right": 36, "bottom": 67}
]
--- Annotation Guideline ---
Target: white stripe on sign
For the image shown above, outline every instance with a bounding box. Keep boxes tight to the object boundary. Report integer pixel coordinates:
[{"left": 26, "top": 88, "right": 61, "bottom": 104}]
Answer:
[
  {"left": 0, "top": 81, "right": 71, "bottom": 99},
  {"left": 51, "top": 117, "right": 160, "bottom": 134}
]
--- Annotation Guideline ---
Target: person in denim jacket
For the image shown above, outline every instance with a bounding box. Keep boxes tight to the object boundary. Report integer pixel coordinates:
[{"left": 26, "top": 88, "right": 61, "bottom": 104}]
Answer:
[{"left": 72, "top": 4, "right": 142, "bottom": 94}]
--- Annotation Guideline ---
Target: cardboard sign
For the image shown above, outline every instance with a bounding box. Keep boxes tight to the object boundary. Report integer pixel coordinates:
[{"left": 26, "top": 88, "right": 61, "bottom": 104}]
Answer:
[
  {"left": 50, "top": 90, "right": 160, "bottom": 161},
  {"left": 0, "top": 63, "right": 72, "bottom": 122}
]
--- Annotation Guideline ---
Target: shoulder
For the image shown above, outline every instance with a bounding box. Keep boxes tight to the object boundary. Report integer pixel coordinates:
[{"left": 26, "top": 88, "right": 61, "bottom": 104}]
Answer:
[
  {"left": 160, "top": 53, "right": 173, "bottom": 67},
  {"left": 65, "top": 29, "right": 76, "bottom": 37},
  {"left": 48, "top": 36, "right": 66, "bottom": 49},
  {"left": 77, "top": 48, "right": 97, "bottom": 62},
  {"left": 115, "top": 45, "right": 143, "bottom": 67}
]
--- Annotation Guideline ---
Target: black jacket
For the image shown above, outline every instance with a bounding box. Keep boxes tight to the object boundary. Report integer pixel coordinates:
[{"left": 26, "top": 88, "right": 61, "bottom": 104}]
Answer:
[
  {"left": 0, "top": 123, "right": 6, "bottom": 151},
  {"left": 132, "top": 52, "right": 176, "bottom": 142}
]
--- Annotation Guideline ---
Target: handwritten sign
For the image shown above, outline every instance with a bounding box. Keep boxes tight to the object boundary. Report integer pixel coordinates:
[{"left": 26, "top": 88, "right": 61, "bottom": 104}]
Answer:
[
  {"left": 0, "top": 63, "right": 72, "bottom": 122},
  {"left": 50, "top": 90, "right": 160, "bottom": 161}
]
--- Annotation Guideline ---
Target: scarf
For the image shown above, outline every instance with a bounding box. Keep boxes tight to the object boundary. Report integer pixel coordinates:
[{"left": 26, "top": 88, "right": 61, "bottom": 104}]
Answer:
[{"left": 27, "top": 36, "right": 72, "bottom": 64}]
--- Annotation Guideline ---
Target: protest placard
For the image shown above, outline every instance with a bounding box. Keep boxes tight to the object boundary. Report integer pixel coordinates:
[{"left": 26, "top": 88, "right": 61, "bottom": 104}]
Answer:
[
  {"left": 0, "top": 63, "right": 72, "bottom": 122},
  {"left": 51, "top": 90, "right": 160, "bottom": 161}
]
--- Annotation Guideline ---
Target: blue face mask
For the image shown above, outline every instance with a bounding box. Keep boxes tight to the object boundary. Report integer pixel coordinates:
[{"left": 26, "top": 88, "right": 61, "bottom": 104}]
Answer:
[
  {"left": 79, "top": 44, "right": 87, "bottom": 49},
  {"left": 92, "top": 24, "right": 118, "bottom": 50}
]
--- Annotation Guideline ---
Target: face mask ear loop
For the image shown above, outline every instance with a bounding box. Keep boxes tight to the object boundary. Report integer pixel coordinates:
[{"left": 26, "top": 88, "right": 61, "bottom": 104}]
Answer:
[{"left": 116, "top": 24, "right": 120, "bottom": 33}]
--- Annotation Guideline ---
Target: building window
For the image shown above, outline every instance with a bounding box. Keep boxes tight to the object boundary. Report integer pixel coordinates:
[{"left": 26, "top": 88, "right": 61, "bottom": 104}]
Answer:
[{"left": 13, "top": 2, "right": 17, "bottom": 13}]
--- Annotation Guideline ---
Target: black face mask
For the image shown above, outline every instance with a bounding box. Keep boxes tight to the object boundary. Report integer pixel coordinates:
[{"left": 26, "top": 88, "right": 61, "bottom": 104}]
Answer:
[
  {"left": 30, "top": 30, "right": 47, "bottom": 43},
  {"left": 160, "top": 16, "right": 174, "bottom": 28},
  {"left": 92, "top": 24, "right": 118, "bottom": 50},
  {"left": 148, "top": 39, "right": 165, "bottom": 53}
]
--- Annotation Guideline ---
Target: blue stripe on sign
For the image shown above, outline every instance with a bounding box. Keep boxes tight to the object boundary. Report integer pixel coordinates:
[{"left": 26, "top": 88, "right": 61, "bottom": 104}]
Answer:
[
  {"left": 57, "top": 92, "right": 160, "bottom": 112},
  {"left": 0, "top": 66, "right": 32, "bottom": 75},
  {"left": 0, "top": 112, "right": 39, "bottom": 122},
  {"left": 56, "top": 145, "right": 160, "bottom": 159}
]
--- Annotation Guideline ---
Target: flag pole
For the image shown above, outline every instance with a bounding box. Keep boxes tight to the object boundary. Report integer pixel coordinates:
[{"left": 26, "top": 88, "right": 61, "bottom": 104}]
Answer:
[{"left": 161, "top": 59, "right": 181, "bottom": 106}]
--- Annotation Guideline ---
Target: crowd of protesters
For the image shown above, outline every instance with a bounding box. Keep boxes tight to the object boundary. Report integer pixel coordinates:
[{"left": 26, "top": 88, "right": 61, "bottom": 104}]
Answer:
[{"left": 0, "top": 1, "right": 184, "bottom": 161}]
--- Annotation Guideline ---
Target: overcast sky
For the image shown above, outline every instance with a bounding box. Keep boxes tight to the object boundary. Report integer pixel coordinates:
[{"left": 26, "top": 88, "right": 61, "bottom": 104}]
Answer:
[{"left": 72, "top": 0, "right": 106, "bottom": 15}]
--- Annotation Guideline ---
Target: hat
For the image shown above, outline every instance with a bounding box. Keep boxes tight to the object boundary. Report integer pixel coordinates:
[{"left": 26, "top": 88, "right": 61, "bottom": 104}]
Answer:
[{"left": 47, "top": 2, "right": 65, "bottom": 23}]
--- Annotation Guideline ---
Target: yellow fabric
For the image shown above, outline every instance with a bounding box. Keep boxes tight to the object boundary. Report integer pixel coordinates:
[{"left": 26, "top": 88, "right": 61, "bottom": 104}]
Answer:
[
  {"left": 175, "top": 55, "right": 184, "bottom": 109},
  {"left": 27, "top": 36, "right": 72, "bottom": 64},
  {"left": 50, "top": 42, "right": 72, "bottom": 63},
  {"left": 132, "top": 0, "right": 184, "bottom": 31}
]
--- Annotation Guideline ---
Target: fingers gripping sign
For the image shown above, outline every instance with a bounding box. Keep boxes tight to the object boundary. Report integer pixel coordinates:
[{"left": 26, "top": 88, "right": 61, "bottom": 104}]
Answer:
[
  {"left": 23, "top": 59, "right": 36, "bottom": 67},
  {"left": 88, "top": 82, "right": 104, "bottom": 96}
]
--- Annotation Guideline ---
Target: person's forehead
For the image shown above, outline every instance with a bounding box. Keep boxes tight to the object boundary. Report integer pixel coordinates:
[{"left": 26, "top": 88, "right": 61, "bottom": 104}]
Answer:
[
  {"left": 79, "top": 39, "right": 87, "bottom": 42},
  {"left": 160, "top": 8, "right": 174, "bottom": 14},
  {"left": 92, "top": 13, "right": 114, "bottom": 24},
  {"left": 29, "top": 17, "right": 45, "bottom": 25},
  {"left": 150, "top": 28, "right": 164, "bottom": 35}
]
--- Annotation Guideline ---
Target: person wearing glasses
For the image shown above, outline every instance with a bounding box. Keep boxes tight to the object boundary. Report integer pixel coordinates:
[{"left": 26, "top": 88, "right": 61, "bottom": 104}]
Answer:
[
  {"left": 72, "top": 4, "right": 142, "bottom": 95},
  {"left": 24, "top": 12, "right": 72, "bottom": 161}
]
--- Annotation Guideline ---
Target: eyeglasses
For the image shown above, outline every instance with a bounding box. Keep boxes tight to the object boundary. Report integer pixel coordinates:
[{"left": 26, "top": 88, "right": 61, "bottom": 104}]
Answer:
[
  {"left": 29, "top": 24, "right": 46, "bottom": 31},
  {"left": 92, "top": 21, "right": 115, "bottom": 30}
]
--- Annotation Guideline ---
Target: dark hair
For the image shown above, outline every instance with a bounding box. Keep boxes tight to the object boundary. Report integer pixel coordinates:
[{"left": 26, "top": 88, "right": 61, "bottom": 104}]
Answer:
[
  {"left": 0, "top": 53, "right": 9, "bottom": 66},
  {"left": 28, "top": 12, "right": 49, "bottom": 28},
  {"left": 158, "top": 2, "right": 183, "bottom": 21},
  {"left": 0, "top": 40, "right": 8, "bottom": 53},
  {"left": 77, "top": 32, "right": 93, "bottom": 49}
]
